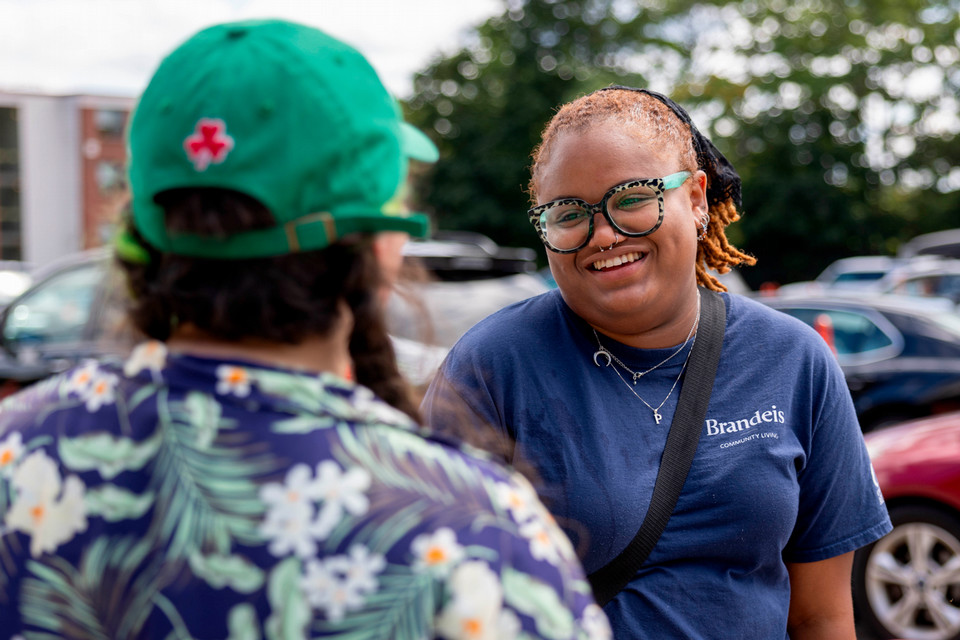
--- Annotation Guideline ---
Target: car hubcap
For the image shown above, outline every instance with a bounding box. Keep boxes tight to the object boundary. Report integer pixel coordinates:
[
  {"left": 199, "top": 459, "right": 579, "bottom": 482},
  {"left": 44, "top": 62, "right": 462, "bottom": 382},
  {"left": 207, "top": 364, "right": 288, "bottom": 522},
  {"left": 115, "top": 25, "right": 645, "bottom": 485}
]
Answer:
[{"left": 866, "top": 522, "right": 960, "bottom": 639}]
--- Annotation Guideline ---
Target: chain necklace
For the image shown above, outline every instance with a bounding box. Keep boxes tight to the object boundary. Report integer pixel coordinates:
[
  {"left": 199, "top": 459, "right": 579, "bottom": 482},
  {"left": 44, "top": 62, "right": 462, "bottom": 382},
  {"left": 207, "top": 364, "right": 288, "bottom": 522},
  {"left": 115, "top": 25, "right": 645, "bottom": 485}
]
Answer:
[
  {"left": 590, "top": 291, "right": 701, "bottom": 424},
  {"left": 591, "top": 290, "right": 701, "bottom": 384},
  {"left": 606, "top": 338, "right": 694, "bottom": 424}
]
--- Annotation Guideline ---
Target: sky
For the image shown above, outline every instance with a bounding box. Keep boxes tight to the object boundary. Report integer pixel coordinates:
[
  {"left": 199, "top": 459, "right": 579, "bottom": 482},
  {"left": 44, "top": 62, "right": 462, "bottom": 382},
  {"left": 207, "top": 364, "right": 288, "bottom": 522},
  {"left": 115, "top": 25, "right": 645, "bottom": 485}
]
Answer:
[{"left": 0, "top": 0, "right": 504, "bottom": 99}]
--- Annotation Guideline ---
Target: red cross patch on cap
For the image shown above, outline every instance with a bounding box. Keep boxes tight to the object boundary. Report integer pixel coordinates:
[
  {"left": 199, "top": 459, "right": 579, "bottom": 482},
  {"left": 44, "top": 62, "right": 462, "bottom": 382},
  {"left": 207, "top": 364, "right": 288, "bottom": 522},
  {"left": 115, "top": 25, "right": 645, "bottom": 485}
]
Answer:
[{"left": 183, "top": 118, "right": 235, "bottom": 171}]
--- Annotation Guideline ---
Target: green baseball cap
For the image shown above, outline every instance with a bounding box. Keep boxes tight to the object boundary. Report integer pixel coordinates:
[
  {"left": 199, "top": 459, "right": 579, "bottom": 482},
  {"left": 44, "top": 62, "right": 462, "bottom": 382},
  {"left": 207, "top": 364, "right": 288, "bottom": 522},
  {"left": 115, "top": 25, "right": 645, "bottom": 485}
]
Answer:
[{"left": 127, "top": 19, "right": 439, "bottom": 259}]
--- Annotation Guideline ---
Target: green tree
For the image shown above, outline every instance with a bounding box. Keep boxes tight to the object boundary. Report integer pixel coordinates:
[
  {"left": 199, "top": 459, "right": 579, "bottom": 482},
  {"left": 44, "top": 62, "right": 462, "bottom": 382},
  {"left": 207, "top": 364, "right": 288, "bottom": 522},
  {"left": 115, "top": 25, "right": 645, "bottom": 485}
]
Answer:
[{"left": 405, "top": 0, "right": 960, "bottom": 287}]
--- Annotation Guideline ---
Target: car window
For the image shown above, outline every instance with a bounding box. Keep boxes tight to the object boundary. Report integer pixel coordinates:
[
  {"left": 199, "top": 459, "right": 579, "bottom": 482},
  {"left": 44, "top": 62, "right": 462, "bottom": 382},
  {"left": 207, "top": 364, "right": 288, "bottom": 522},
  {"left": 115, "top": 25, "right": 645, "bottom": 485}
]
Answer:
[
  {"left": 832, "top": 271, "right": 887, "bottom": 284},
  {"left": 893, "top": 274, "right": 960, "bottom": 303},
  {"left": 777, "top": 307, "right": 894, "bottom": 356},
  {"left": 3, "top": 262, "right": 103, "bottom": 346}
]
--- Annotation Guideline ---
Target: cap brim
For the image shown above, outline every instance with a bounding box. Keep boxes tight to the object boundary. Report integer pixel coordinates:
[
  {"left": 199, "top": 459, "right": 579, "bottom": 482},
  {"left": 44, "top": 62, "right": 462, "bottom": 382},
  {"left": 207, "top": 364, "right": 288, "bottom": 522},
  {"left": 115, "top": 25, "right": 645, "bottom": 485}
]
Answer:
[{"left": 400, "top": 122, "right": 439, "bottom": 163}]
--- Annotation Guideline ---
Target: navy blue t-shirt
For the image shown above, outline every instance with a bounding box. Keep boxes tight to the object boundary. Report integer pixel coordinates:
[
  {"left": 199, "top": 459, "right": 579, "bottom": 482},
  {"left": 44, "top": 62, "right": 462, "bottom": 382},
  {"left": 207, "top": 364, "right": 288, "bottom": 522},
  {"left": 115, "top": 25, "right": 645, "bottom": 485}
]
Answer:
[{"left": 422, "top": 289, "right": 892, "bottom": 639}]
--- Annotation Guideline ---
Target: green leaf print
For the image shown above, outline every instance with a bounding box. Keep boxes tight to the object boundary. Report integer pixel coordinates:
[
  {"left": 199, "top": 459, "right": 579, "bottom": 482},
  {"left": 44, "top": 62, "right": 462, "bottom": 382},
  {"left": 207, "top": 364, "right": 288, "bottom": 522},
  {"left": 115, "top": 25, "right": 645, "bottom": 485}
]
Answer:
[
  {"left": 270, "top": 414, "right": 339, "bottom": 434},
  {"left": 265, "top": 557, "right": 310, "bottom": 640},
  {"left": 227, "top": 604, "right": 262, "bottom": 640},
  {"left": 502, "top": 568, "right": 575, "bottom": 639},
  {"left": 19, "top": 537, "right": 161, "bottom": 638},
  {"left": 336, "top": 426, "right": 505, "bottom": 551},
  {"left": 309, "top": 566, "right": 440, "bottom": 640},
  {"left": 252, "top": 370, "right": 329, "bottom": 412},
  {"left": 188, "top": 551, "right": 265, "bottom": 593},
  {"left": 85, "top": 486, "right": 155, "bottom": 522},
  {"left": 182, "top": 392, "right": 225, "bottom": 449},
  {"left": 59, "top": 431, "right": 162, "bottom": 479},
  {"left": 149, "top": 389, "right": 276, "bottom": 559}
]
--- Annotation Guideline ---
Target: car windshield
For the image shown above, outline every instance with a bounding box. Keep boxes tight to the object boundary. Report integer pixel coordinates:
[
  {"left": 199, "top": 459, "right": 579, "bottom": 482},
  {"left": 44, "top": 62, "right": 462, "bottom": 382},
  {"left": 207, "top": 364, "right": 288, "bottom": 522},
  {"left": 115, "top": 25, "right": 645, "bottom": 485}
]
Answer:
[{"left": 3, "top": 262, "right": 103, "bottom": 345}]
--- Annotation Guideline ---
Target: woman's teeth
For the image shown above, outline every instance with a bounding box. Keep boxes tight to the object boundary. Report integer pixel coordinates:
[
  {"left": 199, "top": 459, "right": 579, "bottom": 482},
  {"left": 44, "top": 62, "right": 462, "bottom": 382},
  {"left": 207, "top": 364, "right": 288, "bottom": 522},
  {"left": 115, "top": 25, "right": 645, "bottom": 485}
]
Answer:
[{"left": 592, "top": 251, "right": 642, "bottom": 271}]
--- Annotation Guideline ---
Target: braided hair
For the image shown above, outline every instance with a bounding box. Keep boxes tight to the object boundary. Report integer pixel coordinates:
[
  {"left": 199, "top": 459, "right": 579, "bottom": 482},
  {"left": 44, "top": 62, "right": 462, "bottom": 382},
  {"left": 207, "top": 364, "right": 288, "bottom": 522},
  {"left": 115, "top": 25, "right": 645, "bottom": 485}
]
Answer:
[{"left": 529, "top": 87, "right": 755, "bottom": 291}]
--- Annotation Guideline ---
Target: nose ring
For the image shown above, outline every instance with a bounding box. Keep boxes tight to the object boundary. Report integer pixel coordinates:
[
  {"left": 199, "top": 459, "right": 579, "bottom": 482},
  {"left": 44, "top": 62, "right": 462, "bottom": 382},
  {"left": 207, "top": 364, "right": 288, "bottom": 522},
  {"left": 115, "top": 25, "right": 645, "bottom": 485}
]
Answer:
[{"left": 599, "top": 233, "right": 620, "bottom": 253}]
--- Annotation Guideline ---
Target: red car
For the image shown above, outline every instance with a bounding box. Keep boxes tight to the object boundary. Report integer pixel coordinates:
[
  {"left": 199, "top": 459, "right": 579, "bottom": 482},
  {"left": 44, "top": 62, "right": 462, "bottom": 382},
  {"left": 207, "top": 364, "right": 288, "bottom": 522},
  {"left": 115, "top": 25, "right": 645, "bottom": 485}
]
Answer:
[{"left": 855, "top": 414, "right": 960, "bottom": 640}]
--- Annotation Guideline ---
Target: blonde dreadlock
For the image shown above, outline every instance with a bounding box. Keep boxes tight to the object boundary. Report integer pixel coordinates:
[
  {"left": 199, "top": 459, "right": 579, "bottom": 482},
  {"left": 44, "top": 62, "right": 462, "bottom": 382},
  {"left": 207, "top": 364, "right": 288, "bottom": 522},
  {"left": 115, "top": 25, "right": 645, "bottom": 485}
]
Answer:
[{"left": 529, "top": 88, "right": 755, "bottom": 292}]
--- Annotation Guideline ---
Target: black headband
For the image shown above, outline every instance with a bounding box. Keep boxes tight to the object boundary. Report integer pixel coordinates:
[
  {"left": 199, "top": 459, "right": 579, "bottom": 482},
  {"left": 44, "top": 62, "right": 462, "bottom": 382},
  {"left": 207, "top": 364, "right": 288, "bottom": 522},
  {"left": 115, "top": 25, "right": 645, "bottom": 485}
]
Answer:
[{"left": 595, "top": 85, "right": 741, "bottom": 210}]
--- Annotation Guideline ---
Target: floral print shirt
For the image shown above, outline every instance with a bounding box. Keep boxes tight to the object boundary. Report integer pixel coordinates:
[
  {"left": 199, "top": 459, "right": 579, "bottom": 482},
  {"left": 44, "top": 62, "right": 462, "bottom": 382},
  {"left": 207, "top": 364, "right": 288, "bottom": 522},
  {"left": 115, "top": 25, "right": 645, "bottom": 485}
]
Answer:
[{"left": 0, "top": 342, "right": 609, "bottom": 640}]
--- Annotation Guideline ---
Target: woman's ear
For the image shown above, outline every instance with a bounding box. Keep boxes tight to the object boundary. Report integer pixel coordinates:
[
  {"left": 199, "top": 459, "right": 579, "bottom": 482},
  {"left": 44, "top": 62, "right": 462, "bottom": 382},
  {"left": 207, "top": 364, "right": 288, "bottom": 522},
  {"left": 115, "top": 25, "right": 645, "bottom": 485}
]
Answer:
[
  {"left": 372, "top": 232, "right": 410, "bottom": 305},
  {"left": 690, "top": 170, "right": 709, "bottom": 217}
]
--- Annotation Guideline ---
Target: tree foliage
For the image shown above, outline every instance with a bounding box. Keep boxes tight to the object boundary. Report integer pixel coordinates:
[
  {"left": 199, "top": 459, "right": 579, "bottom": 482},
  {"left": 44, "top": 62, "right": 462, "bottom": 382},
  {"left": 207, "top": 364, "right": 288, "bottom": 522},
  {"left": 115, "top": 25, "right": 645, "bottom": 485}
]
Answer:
[{"left": 405, "top": 0, "right": 960, "bottom": 286}]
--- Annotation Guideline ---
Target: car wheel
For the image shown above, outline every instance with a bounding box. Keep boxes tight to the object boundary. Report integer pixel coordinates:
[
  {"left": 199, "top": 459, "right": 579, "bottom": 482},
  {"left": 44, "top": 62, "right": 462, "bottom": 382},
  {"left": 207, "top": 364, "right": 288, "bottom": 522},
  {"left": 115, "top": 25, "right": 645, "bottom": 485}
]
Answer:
[{"left": 854, "top": 505, "right": 960, "bottom": 640}]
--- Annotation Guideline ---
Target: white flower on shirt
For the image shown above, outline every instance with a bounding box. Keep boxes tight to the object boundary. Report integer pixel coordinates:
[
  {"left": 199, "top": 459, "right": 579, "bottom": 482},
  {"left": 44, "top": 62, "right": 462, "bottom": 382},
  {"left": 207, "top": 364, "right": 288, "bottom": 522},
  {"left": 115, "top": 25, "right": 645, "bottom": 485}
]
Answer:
[
  {"left": 0, "top": 432, "right": 24, "bottom": 477},
  {"left": 519, "top": 518, "right": 563, "bottom": 566},
  {"left": 123, "top": 340, "right": 168, "bottom": 377},
  {"left": 260, "top": 501, "right": 319, "bottom": 559},
  {"left": 64, "top": 361, "right": 99, "bottom": 396},
  {"left": 312, "top": 461, "right": 371, "bottom": 539},
  {"left": 300, "top": 544, "right": 385, "bottom": 622},
  {"left": 81, "top": 372, "right": 118, "bottom": 413},
  {"left": 216, "top": 365, "right": 251, "bottom": 397},
  {"left": 579, "top": 604, "right": 613, "bottom": 640},
  {"left": 339, "top": 544, "right": 386, "bottom": 594},
  {"left": 4, "top": 450, "right": 87, "bottom": 557},
  {"left": 260, "top": 464, "right": 318, "bottom": 511},
  {"left": 436, "top": 560, "right": 519, "bottom": 640},
  {"left": 410, "top": 527, "right": 465, "bottom": 576},
  {"left": 494, "top": 479, "right": 538, "bottom": 524}
]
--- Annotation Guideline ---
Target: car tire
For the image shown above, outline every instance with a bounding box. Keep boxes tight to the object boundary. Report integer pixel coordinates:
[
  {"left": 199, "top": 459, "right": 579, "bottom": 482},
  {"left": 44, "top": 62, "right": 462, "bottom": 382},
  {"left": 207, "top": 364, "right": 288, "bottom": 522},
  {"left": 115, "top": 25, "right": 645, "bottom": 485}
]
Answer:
[{"left": 854, "top": 504, "right": 960, "bottom": 640}]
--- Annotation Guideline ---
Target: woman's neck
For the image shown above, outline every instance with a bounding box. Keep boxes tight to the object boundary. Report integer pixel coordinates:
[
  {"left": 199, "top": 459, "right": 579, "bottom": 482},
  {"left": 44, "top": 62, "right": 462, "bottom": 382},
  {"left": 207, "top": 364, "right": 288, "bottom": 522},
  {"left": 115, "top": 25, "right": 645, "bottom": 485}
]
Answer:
[{"left": 166, "top": 314, "right": 353, "bottom": 378}]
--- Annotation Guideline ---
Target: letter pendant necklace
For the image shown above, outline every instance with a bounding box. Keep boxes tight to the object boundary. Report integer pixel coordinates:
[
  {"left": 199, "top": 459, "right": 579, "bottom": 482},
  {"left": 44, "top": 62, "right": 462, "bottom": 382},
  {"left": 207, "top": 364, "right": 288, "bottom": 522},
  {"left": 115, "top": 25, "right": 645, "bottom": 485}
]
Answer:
[
  {"left": 591, "top": 291, "right": 700, "bottom": 424},
  {"left": 604, "top": 343, "right": 693, "bottom": 424}
]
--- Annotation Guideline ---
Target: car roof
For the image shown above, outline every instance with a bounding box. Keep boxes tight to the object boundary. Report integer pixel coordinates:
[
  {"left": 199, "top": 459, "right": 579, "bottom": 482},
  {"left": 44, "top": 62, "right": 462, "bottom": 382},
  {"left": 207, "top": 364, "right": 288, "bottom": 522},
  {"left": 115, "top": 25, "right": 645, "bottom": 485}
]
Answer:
[
  {"left": 762, "top": 291, "right": 958, "bottom": 316},
  {"left": 814, "top": 255, "right": 898, "bottom": 284},
  {"left": 27, "top": 248, "right": 111, "bottom": 281},
  {"left": 898, "top": 228, "right": 960, "bottom": 259}
]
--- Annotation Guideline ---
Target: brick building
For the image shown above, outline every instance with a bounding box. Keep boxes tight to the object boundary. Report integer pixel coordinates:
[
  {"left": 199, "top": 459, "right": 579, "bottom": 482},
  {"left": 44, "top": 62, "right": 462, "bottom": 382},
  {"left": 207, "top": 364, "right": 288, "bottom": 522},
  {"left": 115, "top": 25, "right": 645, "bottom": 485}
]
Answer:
[{"left": 0, "top": 90, "right": 134, "bottom": 268}]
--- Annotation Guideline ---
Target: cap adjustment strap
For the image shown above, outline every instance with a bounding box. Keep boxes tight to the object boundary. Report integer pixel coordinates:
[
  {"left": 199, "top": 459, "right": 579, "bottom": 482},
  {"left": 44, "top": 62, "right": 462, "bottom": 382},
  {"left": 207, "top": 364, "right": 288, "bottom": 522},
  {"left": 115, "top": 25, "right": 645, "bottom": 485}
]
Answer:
[{"left": 284, "top": 212, "right": 336, "bottom": 253}]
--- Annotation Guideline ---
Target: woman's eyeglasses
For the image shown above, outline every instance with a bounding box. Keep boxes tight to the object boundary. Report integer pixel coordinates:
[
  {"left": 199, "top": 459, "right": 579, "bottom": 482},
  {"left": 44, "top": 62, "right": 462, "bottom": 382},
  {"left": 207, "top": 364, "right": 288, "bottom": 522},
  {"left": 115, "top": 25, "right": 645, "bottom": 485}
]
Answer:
[{"left": 528, "top": 171, "right": 691, "bottom": 253}]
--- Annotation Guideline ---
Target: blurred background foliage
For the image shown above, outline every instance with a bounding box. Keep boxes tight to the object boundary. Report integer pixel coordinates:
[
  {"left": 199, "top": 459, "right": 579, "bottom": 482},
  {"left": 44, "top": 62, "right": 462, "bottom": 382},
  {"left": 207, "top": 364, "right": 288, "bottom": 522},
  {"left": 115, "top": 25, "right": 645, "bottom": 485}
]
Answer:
[{"left": 403, "top": 0, "right": 960, "bottom": 287}]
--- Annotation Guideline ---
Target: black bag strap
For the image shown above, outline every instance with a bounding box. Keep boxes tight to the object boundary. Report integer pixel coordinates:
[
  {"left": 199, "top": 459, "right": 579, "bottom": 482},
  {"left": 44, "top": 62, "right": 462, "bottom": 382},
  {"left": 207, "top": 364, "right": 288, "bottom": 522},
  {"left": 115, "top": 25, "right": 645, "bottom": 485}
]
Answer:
[{"left": 587, "top": 288, "right": 726, "bottom": 607}]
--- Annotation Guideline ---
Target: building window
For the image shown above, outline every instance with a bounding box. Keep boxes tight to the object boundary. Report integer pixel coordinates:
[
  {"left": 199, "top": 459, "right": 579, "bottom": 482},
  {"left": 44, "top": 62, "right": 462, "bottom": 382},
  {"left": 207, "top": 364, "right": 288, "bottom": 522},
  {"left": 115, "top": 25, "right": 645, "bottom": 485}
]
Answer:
[
  {"left": 0, "top": 107, "right": 20, "bottom": 260},
  {"left": 94, "top": 109, "right": 127, "bottom": 138},
  {"left": 95, "top": 160, "right": 126, "bottom": 194}
]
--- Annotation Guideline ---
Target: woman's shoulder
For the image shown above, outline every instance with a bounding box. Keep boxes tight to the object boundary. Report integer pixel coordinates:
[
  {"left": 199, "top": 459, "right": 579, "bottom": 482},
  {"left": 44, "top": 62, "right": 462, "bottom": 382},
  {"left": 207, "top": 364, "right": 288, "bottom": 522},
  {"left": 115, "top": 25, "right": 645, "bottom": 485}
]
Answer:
[{"left": 451, "top": 288, "right": 565, "bottom": 349}]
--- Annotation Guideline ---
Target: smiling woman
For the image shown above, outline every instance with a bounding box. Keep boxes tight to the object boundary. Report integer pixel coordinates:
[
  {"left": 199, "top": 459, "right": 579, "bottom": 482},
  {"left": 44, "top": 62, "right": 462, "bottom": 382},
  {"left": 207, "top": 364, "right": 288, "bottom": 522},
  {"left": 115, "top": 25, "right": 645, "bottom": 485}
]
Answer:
[{"left": 423, "top": 86, "right": 893, "bottom": 639}]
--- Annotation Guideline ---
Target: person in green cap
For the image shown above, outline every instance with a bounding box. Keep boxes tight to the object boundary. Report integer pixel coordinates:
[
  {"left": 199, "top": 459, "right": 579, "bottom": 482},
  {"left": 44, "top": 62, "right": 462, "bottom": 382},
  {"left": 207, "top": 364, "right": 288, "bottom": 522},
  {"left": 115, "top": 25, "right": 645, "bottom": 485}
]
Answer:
[{"left": 0, "top": 19, "right": 609, "bottom": 639}]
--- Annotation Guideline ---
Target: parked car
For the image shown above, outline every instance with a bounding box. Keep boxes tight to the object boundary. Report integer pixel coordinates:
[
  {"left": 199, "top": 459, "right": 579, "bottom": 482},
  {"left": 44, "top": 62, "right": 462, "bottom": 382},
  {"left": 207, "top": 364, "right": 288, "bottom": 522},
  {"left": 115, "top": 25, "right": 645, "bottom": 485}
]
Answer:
[
  {"left": 774, "top": 255, "right": 900, "bottom": 298},
  {"left": 0, "top": 249, "right": 125, "bottom": 398},
  {"left": 899, "top": 227, "right": 960, "bottom": 260},
  {"left": 0, "top": 260, "right": 32, "bottom": 309},
  {"left": 762, "top": 293, "right": 960, "bottom": 431},
  {"left": 854, "top": 412, "right": 960, "bottom": 640},
  {"left": 816, "top": 255, "right": 900, "bottom": 289},
  {"left": 401, "top": 230, "right": 538, "bottom": 280},
  {"left": 875, "top": 255, "right": 960, "bottom": 305}
]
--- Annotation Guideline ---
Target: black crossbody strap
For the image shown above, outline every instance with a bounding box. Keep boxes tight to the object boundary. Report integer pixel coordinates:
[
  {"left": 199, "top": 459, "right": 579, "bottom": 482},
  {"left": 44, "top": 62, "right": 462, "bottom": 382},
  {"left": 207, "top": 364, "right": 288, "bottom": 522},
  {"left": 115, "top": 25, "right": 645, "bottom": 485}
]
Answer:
[{"left": 587, "top": 288, "right": 726, "bottom": 607}]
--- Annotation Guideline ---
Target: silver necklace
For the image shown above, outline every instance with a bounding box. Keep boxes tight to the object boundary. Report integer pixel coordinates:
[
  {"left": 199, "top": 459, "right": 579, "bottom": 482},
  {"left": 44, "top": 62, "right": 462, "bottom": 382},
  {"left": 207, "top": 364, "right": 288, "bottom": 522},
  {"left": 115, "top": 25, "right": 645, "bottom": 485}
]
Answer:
[
  {"left": 606, "top": 339, "right": 694, "bottom": 424},
  {"left": 590, "top": 291, "right": 701, "bottom": 424},
  {"left": 591, "top": 290, "right": 701, "bottom": 384}
]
